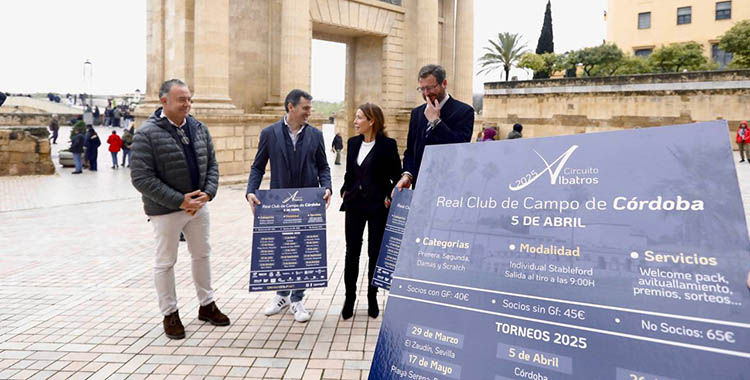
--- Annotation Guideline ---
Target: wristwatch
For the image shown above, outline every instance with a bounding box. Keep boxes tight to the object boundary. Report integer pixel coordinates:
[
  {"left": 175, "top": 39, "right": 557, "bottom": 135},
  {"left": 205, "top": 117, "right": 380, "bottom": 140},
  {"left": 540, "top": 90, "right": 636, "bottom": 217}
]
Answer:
[{"left": 429, "top": 118, "right": 442, "bottom": 128}]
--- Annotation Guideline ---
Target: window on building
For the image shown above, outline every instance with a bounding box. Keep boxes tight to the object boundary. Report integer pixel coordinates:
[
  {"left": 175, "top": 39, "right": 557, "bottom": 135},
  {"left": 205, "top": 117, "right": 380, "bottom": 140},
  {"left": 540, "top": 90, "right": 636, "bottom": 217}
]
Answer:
[
  {"left": 712, "top": 44, "right": 733, "bottom": 68},
  {"left": 635, "top": 49, "right": 653, "bottom": 57},
  {"left": 677, "top": 7, "right": 692, "bottom": 25},
  {"left": 638, "top": 12, "right": 651, "bottom": 29},
  {"left": 716, "top": 1, "right": 731, "bottom": 20}
]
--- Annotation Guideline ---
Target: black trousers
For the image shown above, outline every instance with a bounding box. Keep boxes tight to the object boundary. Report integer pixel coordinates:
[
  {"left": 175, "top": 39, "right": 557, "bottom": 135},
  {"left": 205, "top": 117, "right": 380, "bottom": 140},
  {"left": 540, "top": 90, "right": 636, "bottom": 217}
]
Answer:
[{"left": 344, "top": 198, "right": 388, "bottom": 299}]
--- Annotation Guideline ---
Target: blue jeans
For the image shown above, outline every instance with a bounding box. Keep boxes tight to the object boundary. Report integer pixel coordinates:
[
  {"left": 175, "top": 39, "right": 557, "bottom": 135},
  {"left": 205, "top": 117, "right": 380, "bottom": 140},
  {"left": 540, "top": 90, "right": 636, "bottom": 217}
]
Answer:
[
  {"left": 277, "top": 290, "right": 305, "bottom": 302},
  {"left": 73, "top": 152, "right": 82, "bottom": 172},
  {"left": 111, "top": 151, "right": 118, "bottom": 167},
  {"left": 121, "top": 148, "right": 130, "bottom": 166}
]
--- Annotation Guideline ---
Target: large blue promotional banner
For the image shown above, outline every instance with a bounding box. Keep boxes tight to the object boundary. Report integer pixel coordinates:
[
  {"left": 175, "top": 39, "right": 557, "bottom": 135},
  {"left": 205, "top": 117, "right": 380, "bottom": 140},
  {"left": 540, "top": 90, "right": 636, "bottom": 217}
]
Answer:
[
  {"left": 249, "top": 188, "right": 327, "bottom": 292},
  {"left": 373, "top": 189, "right": 413, "bottom": 290},
  {"left": 370, "top": 121, "right": 750, "bottom": 380}
]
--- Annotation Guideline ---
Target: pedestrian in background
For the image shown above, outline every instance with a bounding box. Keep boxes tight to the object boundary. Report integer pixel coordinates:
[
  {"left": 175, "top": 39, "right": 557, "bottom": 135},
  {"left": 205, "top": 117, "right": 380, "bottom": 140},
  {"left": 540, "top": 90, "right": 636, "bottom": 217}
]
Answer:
[
  {"left": 107, "top": 130, "right": 122, "bottom": 169},
  {"left": 480, "top": 127, "right": 496, "bottom": 142},
  {"left": 121, "top": 128, "right": 133, "bottom": 167},
  {"left": 113, "top": 107, "right": 122, "bottom": 128},
  {"left": 737, "top": 121, "right": 750, "bottom": 163},
  {"left": 70, "top": 128, "right": 85, "bottom": 174},
  {"left": 48, "top": 115, "right": 59, "bottom": 144},
  {"left": 85, "top": 128, "right": 101, "bottom": 171},
  {"left": 507, "top": 123, "right": 523, "bottom": 139},
  {"left": 94, "top": 106, "right": 101, "bottom": 126},
  {"left": 332, "top": 132, "right": 343, "bottom": 165}
]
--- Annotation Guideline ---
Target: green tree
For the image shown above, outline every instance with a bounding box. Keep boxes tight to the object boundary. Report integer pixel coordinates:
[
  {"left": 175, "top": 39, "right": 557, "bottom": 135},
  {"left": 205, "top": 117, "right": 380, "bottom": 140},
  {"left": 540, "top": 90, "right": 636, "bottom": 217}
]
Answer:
[
  {"left": 534, "top": 0, "right": 554, "bottom": 78},
  {"left": 613, "top": 55, "right": 653, "bottom": 75},
  {"left": 649, "top": 42, "right": 710, "bottom": 72},
  {"left": 477, "top": 32, "right": 527, "bottom": 81},
  {"left": 719, "top": 20, "right": 750, "bottom": 68},
  {"left": 566, "top": 43, "right": 624, "bottom": 76},
  {"left": 518, "top": 52, "right": 563, "bottom": 77}
]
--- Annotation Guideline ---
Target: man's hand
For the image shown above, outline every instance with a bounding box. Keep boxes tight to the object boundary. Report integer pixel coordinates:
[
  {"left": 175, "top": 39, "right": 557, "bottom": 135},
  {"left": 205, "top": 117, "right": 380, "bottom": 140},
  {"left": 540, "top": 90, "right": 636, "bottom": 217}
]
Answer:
[
  {"left": 323, "top": 189, "right": 332, "bottom": 209},
  {"left": 391, "top": 174, "right": 412, "bottom": 199},
  {"left": 246, "top": 192, "right": 261, "bottom": 215},
  {"left": 180, "top": 190, "right": 203, "bottom": 214},
  {"left": 424, "top": 97, "right": 440, "bottom": 122}
]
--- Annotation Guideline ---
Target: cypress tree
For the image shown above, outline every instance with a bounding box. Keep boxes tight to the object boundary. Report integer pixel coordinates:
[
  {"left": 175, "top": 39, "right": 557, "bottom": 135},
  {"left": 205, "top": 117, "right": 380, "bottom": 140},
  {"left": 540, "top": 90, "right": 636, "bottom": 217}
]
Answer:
[{"left": 534, "top": 0, "right": 554, "bottom": 79}]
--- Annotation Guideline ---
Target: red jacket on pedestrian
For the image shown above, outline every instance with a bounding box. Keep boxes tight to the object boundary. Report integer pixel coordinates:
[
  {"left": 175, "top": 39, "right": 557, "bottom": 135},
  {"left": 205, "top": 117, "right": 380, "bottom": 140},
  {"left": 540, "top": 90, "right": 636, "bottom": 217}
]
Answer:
[
  {"left": 107, "top": 133, "right": 122, "bottom": 152},
  {"left": 736, "top": 121, "right": 750, "bottom": 144}
]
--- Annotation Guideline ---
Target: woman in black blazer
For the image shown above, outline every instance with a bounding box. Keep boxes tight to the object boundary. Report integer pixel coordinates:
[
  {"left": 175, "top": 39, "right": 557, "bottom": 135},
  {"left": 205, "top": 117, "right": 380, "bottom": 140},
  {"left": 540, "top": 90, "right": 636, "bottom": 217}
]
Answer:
[{"left": 340, "top": 103, "right": 402, "bottom": 319}]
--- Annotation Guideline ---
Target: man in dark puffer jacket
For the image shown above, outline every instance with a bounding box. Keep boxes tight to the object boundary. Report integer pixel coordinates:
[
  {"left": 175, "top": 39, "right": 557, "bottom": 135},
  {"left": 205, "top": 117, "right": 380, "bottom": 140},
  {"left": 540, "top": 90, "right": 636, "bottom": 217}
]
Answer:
[{"left": 131, "top": 79, "right": 230, "bottom": 340}]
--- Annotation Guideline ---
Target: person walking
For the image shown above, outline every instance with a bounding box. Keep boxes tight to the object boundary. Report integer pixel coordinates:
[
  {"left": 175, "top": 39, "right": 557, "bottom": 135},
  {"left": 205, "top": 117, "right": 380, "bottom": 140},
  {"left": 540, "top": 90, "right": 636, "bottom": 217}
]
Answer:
[
  {"left": 84, "top": 128, "right": 101, "bottom": 171},
  {"left": 507, "top": 123, "right": 523, "bottom": 139},
  {"left": 107, "top": 130, "right": 122, "bottom": 169},
  {"left": 339, "top": 103, "right": 401, "bottom": 320},
  {"left": 121, "top": 128, "right": 133, "bottom": 167},
  {"left": 131, "top": 79, "right": 229, "bottom": 340},
  {"left": 395, "top": 64, "right": 474, "bottom": 191},
  {"left": 48, "top": 114, "right": 59, "bottom": 144},
  {"left": 70, "top": 128, "right": 85, "bottom": 174},
  {"left": 332, "top": 132, "right": 343, "bottom": 165},
  {"left": 246, "top": 89, "right": 332, "bottom": 323},
  {"left": 737, "top": 121, "right": 750, "bottom": 163}
]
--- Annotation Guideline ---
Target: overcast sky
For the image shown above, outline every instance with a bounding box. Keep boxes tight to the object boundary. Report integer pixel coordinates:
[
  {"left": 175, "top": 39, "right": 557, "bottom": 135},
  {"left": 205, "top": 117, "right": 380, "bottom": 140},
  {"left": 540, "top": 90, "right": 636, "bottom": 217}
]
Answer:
[{"left": 1, "top": 0, "right": 606, "bottom": 101}]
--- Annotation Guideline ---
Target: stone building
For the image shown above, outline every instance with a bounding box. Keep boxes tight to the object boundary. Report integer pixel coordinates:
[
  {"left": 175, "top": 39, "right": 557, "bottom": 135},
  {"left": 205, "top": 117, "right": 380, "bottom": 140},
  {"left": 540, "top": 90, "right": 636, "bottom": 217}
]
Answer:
[
  {"left": 137, "top": 0, "right": 474, "bottom": 177},
  {"left": 606, "top": 0, "right": 749, "bottom": 66}
]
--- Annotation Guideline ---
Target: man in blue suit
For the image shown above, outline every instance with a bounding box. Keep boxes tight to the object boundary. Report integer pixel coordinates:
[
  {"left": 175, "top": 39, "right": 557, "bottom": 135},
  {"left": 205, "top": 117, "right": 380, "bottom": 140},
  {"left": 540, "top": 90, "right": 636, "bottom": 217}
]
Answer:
[
  {"left": 395, "top": 64, "right": 474, "bottom": 191},
  {"left": 246, "top": 89, "right": 332, "bottom": 323}
]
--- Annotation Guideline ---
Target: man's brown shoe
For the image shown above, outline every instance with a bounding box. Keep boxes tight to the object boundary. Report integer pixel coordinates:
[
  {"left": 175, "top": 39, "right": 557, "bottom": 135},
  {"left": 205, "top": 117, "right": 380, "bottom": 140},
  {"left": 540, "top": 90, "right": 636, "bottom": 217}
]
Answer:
[
  {"left": 163, "top": 310, "right": 185, "bottom": 339},
  {"left": 198, "top": 301, "right": 230, "bottom": 326}
]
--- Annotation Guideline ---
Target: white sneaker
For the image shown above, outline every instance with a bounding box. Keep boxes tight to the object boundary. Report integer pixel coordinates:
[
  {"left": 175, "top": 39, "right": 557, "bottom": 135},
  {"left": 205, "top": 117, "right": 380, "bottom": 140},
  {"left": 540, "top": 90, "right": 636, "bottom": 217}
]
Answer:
[
  {"left": 290, "top": 301, "right": 311, "bottom": 323},
  {"left": 264, "top": 295, "right": 290, "bottom": 316}
]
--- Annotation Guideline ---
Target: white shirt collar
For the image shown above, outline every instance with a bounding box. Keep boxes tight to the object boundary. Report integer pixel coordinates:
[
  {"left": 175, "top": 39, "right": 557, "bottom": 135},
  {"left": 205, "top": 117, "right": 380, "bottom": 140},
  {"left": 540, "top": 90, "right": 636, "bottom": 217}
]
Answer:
[
  {"left": 160, "top": 110, "right": 186, "bottom": 128},
  {"left": 438, "top": 93, "right": 451, "bottom": 108},
  {"left": 283, "top": 114, "right": 306, "bottom": 135}
]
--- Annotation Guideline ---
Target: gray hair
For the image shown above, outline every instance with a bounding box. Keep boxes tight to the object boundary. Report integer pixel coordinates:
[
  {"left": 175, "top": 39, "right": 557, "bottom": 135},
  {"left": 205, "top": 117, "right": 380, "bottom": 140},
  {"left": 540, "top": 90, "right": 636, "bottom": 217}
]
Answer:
[
  {"left": 159, "top": 79, "right": 187, "bottom": 99},
  {"left": 418, "top": 64, "right": 446, "bottom": 83}
]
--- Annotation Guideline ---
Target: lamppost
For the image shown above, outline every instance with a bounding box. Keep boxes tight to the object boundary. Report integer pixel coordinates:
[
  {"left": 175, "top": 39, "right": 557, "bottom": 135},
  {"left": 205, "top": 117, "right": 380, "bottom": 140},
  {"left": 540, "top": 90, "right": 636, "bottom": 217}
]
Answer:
[{"left": 83, "top": 60, "right": 93, "bottom": 107}]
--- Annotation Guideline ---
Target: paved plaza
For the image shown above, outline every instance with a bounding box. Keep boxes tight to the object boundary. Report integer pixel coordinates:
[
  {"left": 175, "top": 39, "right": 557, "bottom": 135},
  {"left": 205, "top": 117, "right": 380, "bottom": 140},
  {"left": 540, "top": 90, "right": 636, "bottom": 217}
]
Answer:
[{"left": 1, "top": 128, "right": 750, "bottom": 380}]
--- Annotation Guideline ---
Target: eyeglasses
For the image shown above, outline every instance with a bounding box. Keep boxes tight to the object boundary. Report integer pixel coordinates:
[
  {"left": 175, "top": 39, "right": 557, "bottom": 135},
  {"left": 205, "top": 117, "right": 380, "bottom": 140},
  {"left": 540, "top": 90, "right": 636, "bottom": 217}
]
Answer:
[
  {"left": 175, "top": 127, "right": 189, "bottom": 145},
  {"left": 416, "top": 84, "right": 440, "bottom": 93}
]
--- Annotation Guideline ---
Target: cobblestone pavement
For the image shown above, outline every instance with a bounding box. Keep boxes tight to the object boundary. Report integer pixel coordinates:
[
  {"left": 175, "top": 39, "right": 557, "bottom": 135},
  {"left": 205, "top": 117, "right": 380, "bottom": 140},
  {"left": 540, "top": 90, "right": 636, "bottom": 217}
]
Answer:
[{"left": 1, "top": 136, "right": 749, "bottom": 379}]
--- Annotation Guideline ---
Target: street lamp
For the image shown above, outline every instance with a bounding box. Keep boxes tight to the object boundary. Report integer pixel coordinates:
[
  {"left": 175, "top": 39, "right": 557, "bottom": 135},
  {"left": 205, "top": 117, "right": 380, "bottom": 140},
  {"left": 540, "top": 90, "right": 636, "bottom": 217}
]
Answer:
[{"left": 83, "top": 60, "right": 93, "bottom": 107}]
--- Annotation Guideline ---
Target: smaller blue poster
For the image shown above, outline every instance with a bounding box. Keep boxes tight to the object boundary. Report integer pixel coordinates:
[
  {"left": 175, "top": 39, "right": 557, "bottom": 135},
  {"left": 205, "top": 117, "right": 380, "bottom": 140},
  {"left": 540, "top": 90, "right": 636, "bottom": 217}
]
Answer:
[
  {"left": 373, "top": 189, "right": 413, "bottom": 290},
  {"left": 249, "top": 188, "right": 328, "bottom": 292}
]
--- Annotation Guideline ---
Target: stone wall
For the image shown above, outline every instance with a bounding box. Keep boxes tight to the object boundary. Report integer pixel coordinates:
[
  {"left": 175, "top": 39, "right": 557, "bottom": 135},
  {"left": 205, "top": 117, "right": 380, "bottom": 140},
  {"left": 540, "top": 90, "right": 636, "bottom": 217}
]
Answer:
[
  {"left": 482, "top": 70, "right": 750, "bottom": 148},
  {"left": 0, "top": 127, "right": 55, "bottom": 176},
  {"left": 0, "top": 112, "right": 78, "bottom": 127}
]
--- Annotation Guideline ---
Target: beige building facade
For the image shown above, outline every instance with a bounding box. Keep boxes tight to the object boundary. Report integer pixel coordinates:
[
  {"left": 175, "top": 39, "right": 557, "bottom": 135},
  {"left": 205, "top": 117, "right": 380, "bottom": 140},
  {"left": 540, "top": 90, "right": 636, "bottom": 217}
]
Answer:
[
  {"left": 137, "top": 0, "right": 474, "bottom": 177},
  {"left": 606, "top": 0, "right": 749, "bottom": 63}
]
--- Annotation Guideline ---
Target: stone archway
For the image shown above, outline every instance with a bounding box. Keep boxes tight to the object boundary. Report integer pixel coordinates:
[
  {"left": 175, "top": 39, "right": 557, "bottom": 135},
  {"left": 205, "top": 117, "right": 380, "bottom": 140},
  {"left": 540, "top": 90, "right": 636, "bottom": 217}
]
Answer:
[{"left": 138, "top": 0, "right": 474, "bottom": 176}]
